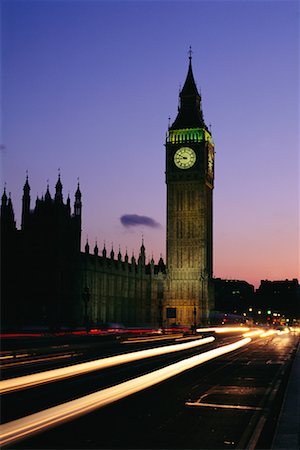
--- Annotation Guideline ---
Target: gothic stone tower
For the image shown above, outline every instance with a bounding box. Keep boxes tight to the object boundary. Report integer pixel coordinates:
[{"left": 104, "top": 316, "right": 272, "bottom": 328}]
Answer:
[{"left": 165, "top": 53, "right": 215, "bottom": 326}]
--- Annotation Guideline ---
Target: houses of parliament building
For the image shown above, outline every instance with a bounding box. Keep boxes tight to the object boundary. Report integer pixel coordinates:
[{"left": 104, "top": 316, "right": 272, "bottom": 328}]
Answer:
[{"left": 1, "top": 55, "right": 215, "bottom": 330}]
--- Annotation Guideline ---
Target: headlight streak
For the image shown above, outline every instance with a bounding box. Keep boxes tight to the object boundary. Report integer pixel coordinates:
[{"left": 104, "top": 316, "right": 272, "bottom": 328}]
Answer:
[
  {"left": 0, "top": 337, "right": 215, "bottom": 394},
  {"left": 0, "top": 337, "right": 251, "bottom": 447},
  {"left": 243, "top": 330, "right": 263, "bottom": 338},
  {"left": 121, "top": 334, "right": 182, "bottom": 343},
  {"left": 259, "top": 330, "right": 278, "bottom": 338}
]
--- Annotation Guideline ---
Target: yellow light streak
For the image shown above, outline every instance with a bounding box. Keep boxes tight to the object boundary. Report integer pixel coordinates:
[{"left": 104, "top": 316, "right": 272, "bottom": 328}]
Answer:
[
  {"left": 277, "top": 328, "right": 290, "bottom": 335},
  {"left": 0, "top": 337, "right": 251, "bottom": 447},
  {"left": 175, "top": 336, "right": 204, "bottom": 342},
  {"left": 243, "top": 330, "right": 262, "bottom": 338},
  {"left": 0, "top": 337, "right": 215, "bottom": 394},
  {"left": 259, "top": 330, "right": 277, "bottom": 338},
  {"left": 122, "top": 334, "right": 182, "bottom": 343}
]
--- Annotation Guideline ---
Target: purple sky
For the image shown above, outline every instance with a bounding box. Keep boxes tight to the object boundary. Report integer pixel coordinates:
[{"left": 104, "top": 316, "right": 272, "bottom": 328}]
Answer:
[{"left": 2, "top": 0, "right": 299, "bottom": 288}]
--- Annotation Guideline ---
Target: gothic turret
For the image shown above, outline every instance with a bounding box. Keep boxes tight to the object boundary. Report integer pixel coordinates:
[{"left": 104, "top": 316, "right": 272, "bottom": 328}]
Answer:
[
  {"left": 21, "top": 175, "right": 31, "bottom": 230},
  {"left": 1, "top": 187, "right": 7, "bottom": 212},
  {"left": 110, "top": 245, "right": 115, "bottom": 260},
  {"left": 73, "top": 181, "right": 82, "bottom": 252},
  {"left": 66, "top": 194, "right": 71, "bottom": 215},
  {"left": 138, "top": 238, "right": 146, "bottom": 267},
  {"left": 55, "top": 173, "right": 63, "bottom": 203},
  {"left": 74, "top": 182, "right": 82, "bottom": 217},
  {"left": 45, "top": 183, "right": 52, "bottom": 203},
  {"left": 124, "top": 249, "right": 129, "bottom": 264},
  {"left": 1, "top": 188, "right": 16, "bottom": 232},
  {"left": 118, "top": 246, "right": 122, "bottom": 262}
]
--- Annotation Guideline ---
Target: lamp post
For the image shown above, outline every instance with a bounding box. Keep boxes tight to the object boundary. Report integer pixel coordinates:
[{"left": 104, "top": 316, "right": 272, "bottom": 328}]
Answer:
[
  {"left": 200, "top": 270, "right": 207, "bottom": 325},
  {"left": 193, "top": 305, "right": 197, "bottom": 334},
  {"left": 82, "top": 286, "right": 90, "bottom": 332}
]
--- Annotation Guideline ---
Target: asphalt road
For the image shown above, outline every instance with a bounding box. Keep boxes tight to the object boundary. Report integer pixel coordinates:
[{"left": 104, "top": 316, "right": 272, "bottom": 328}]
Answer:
[{"left": 1, "top": 331, "right": 299, "bottom": 449}]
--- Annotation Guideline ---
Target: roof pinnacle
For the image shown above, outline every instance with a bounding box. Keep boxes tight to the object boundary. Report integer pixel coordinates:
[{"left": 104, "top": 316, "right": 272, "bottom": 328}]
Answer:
[{"left": 188, "top": 45, "right": 193, "bottom": 62}]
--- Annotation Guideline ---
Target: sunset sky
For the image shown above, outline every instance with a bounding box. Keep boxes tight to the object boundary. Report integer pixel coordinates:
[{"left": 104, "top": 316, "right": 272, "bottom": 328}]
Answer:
[{"left": 2, "top": 0, "right": 299, "bottom": 288}]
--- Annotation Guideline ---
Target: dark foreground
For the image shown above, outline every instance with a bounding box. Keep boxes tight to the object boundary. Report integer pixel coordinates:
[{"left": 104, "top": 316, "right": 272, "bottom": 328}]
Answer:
[{"left": 1, "top": 330, "right": 299, "bottom": 449}]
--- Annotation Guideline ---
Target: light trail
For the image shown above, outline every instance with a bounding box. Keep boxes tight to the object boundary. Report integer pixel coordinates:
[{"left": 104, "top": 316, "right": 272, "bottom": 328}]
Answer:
[
  {"left": 243, "top": 330, "right": 263, "bottom": 338},
  {"left": 196, "top": 327, "right": 250, "bottom": 333},
  {"left": 121, "top": 334, "right": 182, "bottom": 343},
  {"left": 0, "top": 336, "right": 215, "bottom": 394},
  {"left": 259, "top": 330, "right": 278, "bottom": 338},
  {"left": 0, "top": 337, "right": 251, "bottom": 447}
]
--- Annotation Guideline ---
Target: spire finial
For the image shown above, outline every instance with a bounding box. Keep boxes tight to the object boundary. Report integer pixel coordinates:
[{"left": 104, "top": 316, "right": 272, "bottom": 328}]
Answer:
[
  {"left": 26, "top": 170, "right": 28, "bottom": 181},
  {"left": 58, "top": 168, "right": 61, "bottom": 179},
  {"left": 188, "top": 46, "right": 193, "bottom": 62}
]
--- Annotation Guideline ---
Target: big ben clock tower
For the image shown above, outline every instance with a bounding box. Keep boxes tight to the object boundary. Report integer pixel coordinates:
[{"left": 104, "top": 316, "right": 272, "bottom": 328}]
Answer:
[{"left": 165, "top": 51, "right": 215, "bottom": 326}]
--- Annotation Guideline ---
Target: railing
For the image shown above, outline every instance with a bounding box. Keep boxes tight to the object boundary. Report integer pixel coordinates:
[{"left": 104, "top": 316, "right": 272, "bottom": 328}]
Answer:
[{"left": 167, "top": 128, "right": 213, "bottom": 144}]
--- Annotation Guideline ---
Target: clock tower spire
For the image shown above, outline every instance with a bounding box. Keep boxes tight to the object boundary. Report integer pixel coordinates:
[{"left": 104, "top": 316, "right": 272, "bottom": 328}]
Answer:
[{"left": 165, "top": 52, "right": 215, "bottom": 327}]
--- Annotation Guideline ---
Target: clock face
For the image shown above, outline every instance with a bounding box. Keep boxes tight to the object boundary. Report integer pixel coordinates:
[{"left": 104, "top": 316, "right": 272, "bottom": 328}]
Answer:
[{"left": 174, "top": 147, "right": 196, "bottom": 169}]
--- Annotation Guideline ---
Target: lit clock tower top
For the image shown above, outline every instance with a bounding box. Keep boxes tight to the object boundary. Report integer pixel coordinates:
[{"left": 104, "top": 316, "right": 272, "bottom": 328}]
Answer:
[{"left": 170, "top": 51, "right": 207, "bottom": 131}]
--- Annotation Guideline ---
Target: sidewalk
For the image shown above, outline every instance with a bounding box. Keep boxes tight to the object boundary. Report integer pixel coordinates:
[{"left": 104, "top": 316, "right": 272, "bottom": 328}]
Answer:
[{"left": 272, "top": 337, "right": 300, "bottom": 449}]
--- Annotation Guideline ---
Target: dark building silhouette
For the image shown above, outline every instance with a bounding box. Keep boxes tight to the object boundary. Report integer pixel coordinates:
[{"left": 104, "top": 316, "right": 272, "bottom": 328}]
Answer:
[
  {"left": 213, "top": 278, "right": 255, "bottom": 315},
  {"left": 1, "top": 176, "right": 82, "bottom": 329},
  {"left": 1, "top": 175, "right": 166, "bottom": 330},
  {"left": 255, "top": 279, "right": 300, "bottom": 320}
]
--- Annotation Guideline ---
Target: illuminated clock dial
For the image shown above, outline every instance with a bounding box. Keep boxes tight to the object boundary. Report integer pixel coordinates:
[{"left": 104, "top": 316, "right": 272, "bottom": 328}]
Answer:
[{"left": 174, "top": 147, "right": 196, "bottom": 169}]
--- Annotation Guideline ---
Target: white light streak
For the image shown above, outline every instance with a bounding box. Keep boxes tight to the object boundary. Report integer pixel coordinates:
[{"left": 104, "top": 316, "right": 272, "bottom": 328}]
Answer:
[
  {"left": 0, "top": 337, "right": 251, "bottom": 447},
  {"left": 196, "top": 327, "right": 250, "bottom": 333},
  {"left": 0, "top": 337, "right": 215, "bottom": 394}
]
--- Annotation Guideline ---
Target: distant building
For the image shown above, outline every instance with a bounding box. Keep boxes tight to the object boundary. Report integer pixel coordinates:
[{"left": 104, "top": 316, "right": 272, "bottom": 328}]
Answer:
[
  {"left": 255, "top": 279, "right": 300, "bottom": 319},
  {"left": 213, "top": 278, "right": 255, "bottom": 314}
]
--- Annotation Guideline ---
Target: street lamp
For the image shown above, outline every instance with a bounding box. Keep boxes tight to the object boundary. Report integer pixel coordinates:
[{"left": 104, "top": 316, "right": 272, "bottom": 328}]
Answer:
[{"left": 193, "top": 305, "right": 197, "bottom": 334}]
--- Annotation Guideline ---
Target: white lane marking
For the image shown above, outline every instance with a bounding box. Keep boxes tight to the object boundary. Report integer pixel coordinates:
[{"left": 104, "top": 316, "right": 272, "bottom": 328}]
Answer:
[
  {"left": 0, "top": 337, "right": 215, "bottom": 394},
  {"left": 1, "top": 353, "right": 77, "bottom": 369},
  {"left": 0, "top": 338, "right": 251, "bottom": 446},
  {"left": 185, "top": 402, "right": 263, "bottom": 411}
]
